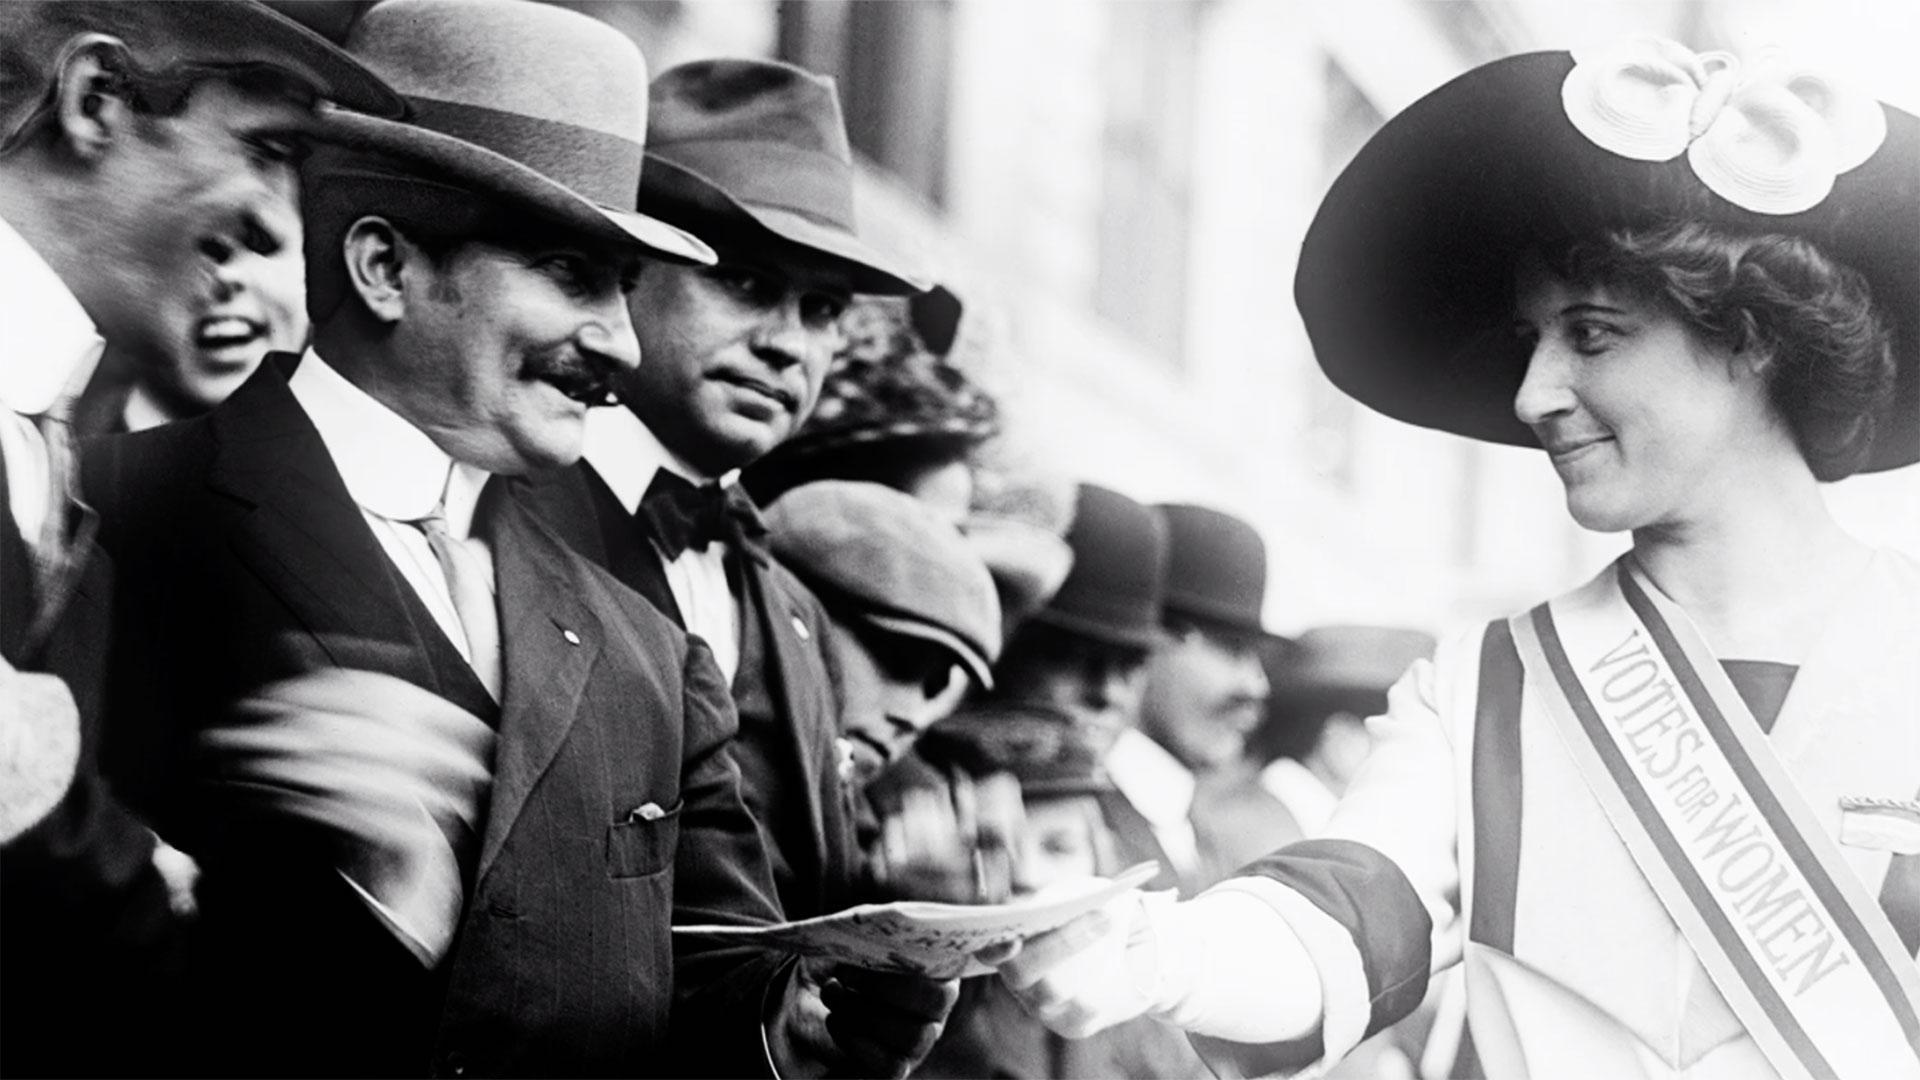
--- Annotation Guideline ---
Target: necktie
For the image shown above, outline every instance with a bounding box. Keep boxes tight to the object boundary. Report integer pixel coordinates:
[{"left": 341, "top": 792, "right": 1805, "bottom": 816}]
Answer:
[
  {"left": 639, "top": 471, "right": 769, "bottom": 562},
  {"left": 413, "top": 506, "right": 503, "bottom": 701},
  {"left": 27, "top": 411, "right": 75, "bottom": 606}
]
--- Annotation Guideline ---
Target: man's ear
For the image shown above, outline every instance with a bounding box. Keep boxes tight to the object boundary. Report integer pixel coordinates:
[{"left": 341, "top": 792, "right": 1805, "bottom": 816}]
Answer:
[
  {"left": 50, "top": 35, "right": 137, "bottom": 162},
  {"left": 341, "top": 215, "right": 409, "bottom": 324}
]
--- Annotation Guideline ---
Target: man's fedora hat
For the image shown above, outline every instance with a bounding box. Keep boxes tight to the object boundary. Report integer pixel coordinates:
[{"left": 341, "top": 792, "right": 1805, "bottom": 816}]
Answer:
[
  {"left": 0, "top": 1, "right": 402, "bottom": 122},
  {"left": 1026, "top": 484, "right": 1168, "bottom": 652},
  {"left": 765, "top": 481, "right": 1002, "bottom": 690},
  {"left": 313, "top": 0, "right": 713, "bottom": 264},
  {"left": 1296, "top": 43, "right": 1920, "bottom": 472},
  {"left": 641, "top": 58, "right": 927, "bottom": 294},
  {"left": 1157, "top": 504, "right": 1273, "bottom": 640}
]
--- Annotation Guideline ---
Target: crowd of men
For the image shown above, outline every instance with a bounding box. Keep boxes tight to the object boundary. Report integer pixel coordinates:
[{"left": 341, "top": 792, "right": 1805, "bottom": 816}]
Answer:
[{"left": 0, "top": 3, "right": 1434, "bottom": 1076}]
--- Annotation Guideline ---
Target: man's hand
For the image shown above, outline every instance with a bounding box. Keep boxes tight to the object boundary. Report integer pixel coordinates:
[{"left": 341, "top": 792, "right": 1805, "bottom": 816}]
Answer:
[
  {"left": 197, "top": 669, "right": 495, "bottom": 963},
  {"left": 867, "top": 769, "right": 1024, "bottom": 903},
  {"left": 0, "top": 664, "right": 80, "bottom": 842},
  {"left": 818, "top": 964, "right": 959, "bottom": 1079},
  {"left": 771, "top": 961, "right": 959, "bottom": 1079}
]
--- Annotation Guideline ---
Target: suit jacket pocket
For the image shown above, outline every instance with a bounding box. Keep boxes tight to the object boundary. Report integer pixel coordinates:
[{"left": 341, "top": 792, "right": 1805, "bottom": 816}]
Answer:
[{"left": 606, "top": 801, "right": 683, "bottom": 878}]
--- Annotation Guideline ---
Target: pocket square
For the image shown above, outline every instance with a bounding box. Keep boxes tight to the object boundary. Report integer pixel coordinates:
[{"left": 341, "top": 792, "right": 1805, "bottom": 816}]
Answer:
[{"left": 628, "top": 801, "right": 667, "bottom": 823}]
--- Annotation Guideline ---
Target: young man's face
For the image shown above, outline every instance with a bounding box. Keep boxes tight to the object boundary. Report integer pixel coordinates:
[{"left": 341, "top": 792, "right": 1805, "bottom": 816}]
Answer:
[
  {"left": 830, "top": 619, "right": 968, "bottom": 788},
  {"left": 383, "top": 232, "right": 641, "bottom": 475},
  {"left": 83, "top": 78, "right": 309, "bottom": 391},
  {"left": 619, "top": 247, "right": 853, "bottom": 476}
]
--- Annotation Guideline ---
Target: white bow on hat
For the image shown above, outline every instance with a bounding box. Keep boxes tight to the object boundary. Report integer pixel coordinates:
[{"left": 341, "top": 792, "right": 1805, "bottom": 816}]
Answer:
[{"left": 1561, "top": 36, "right": 1887, "bottom": 215}]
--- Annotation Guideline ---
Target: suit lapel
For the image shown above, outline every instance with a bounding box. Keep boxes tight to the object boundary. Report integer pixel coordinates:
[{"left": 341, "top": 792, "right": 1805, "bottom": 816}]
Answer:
[
  {"left": 734, "top": 555, "right": 831, "bottom": 853},
  {"left": 475, "top": 489, "right": 603, "bottom": 883},
  {"left": 207, "top": 358, "right": 457, "bottom": 693}
]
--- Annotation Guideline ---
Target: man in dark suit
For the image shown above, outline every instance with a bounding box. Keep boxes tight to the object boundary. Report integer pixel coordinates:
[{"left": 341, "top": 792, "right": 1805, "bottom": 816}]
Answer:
[
  {"left": 82, "top": 2, "right": 951, "bottom": 1075},
  {"left": 0, "top": 3, "right": 400, "bottom": 1073},
  {"left": 522, "top": 58, "right": 929, "bottom": 920}
]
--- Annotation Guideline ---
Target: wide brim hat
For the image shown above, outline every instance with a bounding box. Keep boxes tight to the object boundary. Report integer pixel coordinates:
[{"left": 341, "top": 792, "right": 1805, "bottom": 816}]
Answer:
[
  {"left": 1025, "top": 483, "right": 1168, "bottom": 652},
  {"left": 641, "top": 58, "right": 927, "bottom": 295},
  {"left": 1157, "top": 503, "right": 1276, "bottom": 641},
  {"left": 0, "top": 1, "right": 402, "bottom": 119},
  {"left": 1296, "top": 47, "right": 1920, "bottom": 472},
  {"left": 765, "top": 481, "right": 1001, "bottom": 690},
  {"left": 311, "top": 0, "right": 713, "bottom": 264}
]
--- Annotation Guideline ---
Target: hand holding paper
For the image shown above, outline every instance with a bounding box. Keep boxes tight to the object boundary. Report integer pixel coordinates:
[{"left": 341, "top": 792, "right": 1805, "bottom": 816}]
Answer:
[{"left": 197, "top": 668, "right": 495, "bottom": 966}]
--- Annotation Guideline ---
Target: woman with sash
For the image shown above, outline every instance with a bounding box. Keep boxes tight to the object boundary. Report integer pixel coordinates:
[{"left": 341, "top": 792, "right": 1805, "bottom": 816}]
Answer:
[{"left": 988, "top": 39, "right": 1920, "bottom": 1080}]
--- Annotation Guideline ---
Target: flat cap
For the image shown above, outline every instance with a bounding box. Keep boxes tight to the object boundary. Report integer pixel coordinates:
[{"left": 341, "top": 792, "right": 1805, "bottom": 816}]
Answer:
[{"left": 766, "top": 481, "right": 1001, "bottom": 689}]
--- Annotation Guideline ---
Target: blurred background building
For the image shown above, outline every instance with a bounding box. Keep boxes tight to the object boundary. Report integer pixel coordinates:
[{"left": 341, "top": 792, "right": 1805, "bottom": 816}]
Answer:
[{"left": 563, "top": 0, "right": 1920, "bottom": 634}]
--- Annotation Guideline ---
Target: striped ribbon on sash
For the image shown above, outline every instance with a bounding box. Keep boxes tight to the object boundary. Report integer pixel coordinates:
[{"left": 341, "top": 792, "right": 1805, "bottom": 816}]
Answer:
[{"left": 1508, "top": 559, "right": 1920, "bottom": 1080}]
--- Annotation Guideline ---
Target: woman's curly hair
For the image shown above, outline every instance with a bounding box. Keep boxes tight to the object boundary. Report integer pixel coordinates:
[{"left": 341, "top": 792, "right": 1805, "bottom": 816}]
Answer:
[{"left": 1542, "top": 220, "right": 1896, "bottom": 481}]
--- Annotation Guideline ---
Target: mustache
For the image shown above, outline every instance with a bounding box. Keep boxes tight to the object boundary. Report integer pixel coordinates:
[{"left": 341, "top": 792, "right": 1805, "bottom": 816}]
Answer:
[{"left": 519, "top": 348, "right": 622, "bottom": 407}]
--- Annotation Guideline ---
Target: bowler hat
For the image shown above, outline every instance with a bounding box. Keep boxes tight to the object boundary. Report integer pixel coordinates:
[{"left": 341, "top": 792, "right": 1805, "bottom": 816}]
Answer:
[
  {"left": 1296, "top": 44, "right": 1920, "bottom": 472},
  {"left": 1025, "top": 484, "right": 1168, "bottom": 652},
  {"left": 1267, "top": 625, "right": 1436, "bottom": 717},
  {"left": 765, "top": 481, "right": 1001, "bottom": 690},
  {"left": 1157, "top": 504, "right": 1272, "bottom": 639},
  {"left": 313, "top": 0, "right": 713, "bottom": 263},
  {"left": 641, "top": 58, "right": 926, "bottom": 294},
  {"left": 0, "top": 1, "right": 401, "bottom": 120},
  {"left": 918, "top": 703, "right": 1115, "bottom": 797}
]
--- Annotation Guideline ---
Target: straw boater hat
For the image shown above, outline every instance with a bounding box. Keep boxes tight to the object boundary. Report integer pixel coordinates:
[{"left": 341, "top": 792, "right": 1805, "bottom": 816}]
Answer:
[
  {"left": 1295, "top": 39, "right": 1920, "bottom": 472},
  {"left": 641, "top": 58, "right": 927, "bottom": 294},
  {"left": 314, "top": 0, "right": 713, "bottom": 264}
]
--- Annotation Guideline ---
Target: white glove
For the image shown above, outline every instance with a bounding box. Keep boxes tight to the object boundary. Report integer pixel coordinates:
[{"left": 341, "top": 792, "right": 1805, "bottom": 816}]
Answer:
[{"left": 993, "top": 884, "right": 1326, "bottom": 1043}]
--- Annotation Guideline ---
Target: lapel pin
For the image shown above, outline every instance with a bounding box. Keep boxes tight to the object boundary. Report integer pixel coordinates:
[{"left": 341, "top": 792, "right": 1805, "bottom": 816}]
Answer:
[
  {"left": 561, "top": 628, "right": 581, "bottom": 646},
  {"left": 790, "top": 616, "right": 810, "bottom": 641}
]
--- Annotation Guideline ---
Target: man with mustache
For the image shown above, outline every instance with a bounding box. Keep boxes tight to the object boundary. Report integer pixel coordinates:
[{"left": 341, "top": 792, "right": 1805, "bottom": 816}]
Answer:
[
  {"left": 523, "top": 58, "right": 927, "bottom": 921},
  {"left": 1114, "top": 504, "right": 1280, "bottom": 890},
  {"left": 80, "top": 4, "right": 949, "bottom": 1075},
  {"left": 0, "top": 2, "right": 399, "bottom": 1072}
]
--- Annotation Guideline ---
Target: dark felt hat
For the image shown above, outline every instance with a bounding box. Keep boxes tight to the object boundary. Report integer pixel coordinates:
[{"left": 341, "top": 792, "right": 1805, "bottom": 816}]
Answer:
[
  {"left": 917, "top": 703, "right": 1115, "bottom": 797},
  {"left": 1157, "top": 504, "right": 1272, "bottom": 639},
  {"left": 1296, "top": 46, "right": 1920, "bottom": 472},
  {"left": 0, "top": 1, "right": 401, "bottom": 120},
  {"left": 765, "top": 481, "right": 1002, "bottom": 690},
  {"left": 640, "top": 58, "right": 927, "bottom": 294},
  {"left": 1025, "top": 484, "right": 1168, "bottom": 652},
  {"left": 312, "top": 0, "right": 714, "bottom": 263}
]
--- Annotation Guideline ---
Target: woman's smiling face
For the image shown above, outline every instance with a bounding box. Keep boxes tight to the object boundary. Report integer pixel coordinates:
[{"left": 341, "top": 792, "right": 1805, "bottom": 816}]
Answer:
[{"left": 1510, "top": 260, "right": 1781, "bottom": 534}]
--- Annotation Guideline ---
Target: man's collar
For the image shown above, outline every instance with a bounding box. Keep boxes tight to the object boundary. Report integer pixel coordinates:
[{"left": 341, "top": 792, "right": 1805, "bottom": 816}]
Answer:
[
  {"left": 122, "top": 382, "right": 177, "bottom": 433},
  {"left": 287, "top": 348, "right": 487, "bottom": 535},
  {"left": 582, "top": 404, "right": 741, "bottom": 514},
  {"left": 1104, "top": 727, "right": 1196, "bottom": 828},
  {"left": 0, "top": 212, "right": 104, "bottom": 416}
]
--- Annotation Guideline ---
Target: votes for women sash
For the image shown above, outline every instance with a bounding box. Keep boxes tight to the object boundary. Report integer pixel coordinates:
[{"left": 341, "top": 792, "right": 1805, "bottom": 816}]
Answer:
[{"left": 1508, "top": 559, "right": 1920, "bottom": 1080}]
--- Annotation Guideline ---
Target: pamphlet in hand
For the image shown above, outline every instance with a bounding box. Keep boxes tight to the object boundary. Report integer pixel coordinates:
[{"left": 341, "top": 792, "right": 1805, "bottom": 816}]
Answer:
[{"left": 674, "top": 862, "right": 1162, "bottom": 978}]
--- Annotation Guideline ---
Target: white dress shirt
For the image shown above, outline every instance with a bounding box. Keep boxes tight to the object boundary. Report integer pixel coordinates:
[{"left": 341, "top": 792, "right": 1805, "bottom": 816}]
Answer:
[
  {"left": 287, "top": 350, "right": 496, "bottom": 680},
  {"left": 0, "top": 213, "right": 104, "bottom": 548},
  {"left": 582, "top": 404, "right": 742, "bottom": 682},
  {"left": 1104, "top": 727, "right": 1204, "bottom": 884}
]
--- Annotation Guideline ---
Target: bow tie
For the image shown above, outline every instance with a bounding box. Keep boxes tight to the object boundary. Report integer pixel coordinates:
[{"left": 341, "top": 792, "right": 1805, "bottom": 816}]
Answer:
[{"left": 638, "top": 471, "right": 768, "bottom": 561}]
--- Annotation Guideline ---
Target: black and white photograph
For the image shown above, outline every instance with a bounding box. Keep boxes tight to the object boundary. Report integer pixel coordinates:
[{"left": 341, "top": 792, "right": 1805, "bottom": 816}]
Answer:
[{"left": 2, "top": 1, "right": 1916, "bottom": 1076}]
